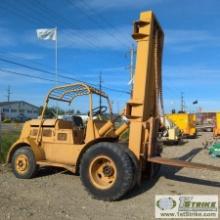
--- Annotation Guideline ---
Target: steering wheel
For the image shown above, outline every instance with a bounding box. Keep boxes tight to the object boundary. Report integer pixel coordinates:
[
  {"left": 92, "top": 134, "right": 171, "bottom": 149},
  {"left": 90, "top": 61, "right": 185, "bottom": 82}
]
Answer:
[{"left": 90, "top": 106, "right": 107, "bottom": 116}]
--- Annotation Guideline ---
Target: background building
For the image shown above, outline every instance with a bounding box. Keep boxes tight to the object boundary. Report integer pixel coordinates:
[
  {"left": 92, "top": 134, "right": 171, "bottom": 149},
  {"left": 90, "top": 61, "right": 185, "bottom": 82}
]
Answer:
[
  {"left": 0, "top": 101, "right": 39, "bottom": 121},
  {"left": 196, "top": 112, "right": 216, "bottom": 125}
]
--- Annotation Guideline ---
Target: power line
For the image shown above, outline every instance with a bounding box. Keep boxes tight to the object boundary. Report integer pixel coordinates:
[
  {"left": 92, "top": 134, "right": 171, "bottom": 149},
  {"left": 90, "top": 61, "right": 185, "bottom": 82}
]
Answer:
[
  {"left": 0, "top": 49, "right": 94, "bottom": 83},
  {"left": 80, "top": 0, "right": 131, "bottom": 48},
  {"left": 33, "top": 0, "right": 101, "bottom": 49},
  {"left": 0, "top": 56, "right": 98, "bottom": 86},
  {"left": 22, "top": 0, "right": 130, "bottom": 51},
  {"left": 0, "top": 57, "right": 55, "bottom": 76},
  {"left": 33, "top": 0, "right": 117, "bottom": 50},
  {"left": 0, "top": 56, "right": 130, "bottom": 94},
  {"left": 0, "top": 1, "right": 98, "bottom": 50},
  {"left": 0, "top": 61, "right": 130, "bottom": 96},
  {"left": 0, "top": 1, "right": 131, "bottom": 95},
  {"left": 30, "top": 0, "right": 130, "bottom": 50},
  {"left": 80, "top": 0, "right": 127, "bottom": 35},
  {"left": 0, "top": 68, "right": 69, "bottom": 84},
  {"left": 0, "top": 51, "right": 130, "bottom": 94},
  {"left": 69, "top": 0, "right": 130, "bottom": 49},
  {"left": 0, "top": 50, "right": 53, "bottom": 71}
]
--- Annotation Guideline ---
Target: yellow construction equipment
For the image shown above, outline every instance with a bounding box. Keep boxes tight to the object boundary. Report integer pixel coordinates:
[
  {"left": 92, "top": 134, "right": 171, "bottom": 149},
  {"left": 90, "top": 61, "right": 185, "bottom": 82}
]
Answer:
[
  {"left": 159, "top": 117, "right": 182, "bottom": 144},
  {"left": 191, "top": 113, "right": 196, "bottom": 124},
  {"left": 213, "top": 112, "right": 220, "bottom": 137},
  {"left": 166, "top": 113, "right": 196, "bottom": 137},
  {"left": 7, "top": 11, "right": 220, "bottom": 201}
]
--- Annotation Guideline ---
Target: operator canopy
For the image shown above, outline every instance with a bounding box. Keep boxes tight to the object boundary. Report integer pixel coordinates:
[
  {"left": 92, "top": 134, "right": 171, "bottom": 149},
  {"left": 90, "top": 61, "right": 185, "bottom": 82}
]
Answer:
[{"left": 47, "top": 83, "right": 108, "bottom": 103}]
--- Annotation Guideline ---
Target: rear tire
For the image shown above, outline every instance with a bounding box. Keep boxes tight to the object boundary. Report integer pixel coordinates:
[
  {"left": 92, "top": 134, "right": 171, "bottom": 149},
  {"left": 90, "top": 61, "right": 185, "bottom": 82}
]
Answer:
[
  {"left": 12, "top": 146, "right": 38, "bottom": 179},
  {"left": 80, "top": 142, "right": 134, "bottom": 201}
]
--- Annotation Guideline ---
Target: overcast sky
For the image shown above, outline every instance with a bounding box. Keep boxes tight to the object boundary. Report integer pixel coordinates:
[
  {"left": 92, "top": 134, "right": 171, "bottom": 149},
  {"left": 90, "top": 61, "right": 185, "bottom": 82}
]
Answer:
[{"left": 0, "top": 0, "right": 220, "bottom": 113}]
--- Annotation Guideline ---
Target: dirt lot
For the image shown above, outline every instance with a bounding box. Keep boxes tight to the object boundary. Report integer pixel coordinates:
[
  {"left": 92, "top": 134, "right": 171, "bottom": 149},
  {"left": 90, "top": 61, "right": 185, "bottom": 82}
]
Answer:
[{"left": 0, "top": 132, "right": 220, "bottom": 220}]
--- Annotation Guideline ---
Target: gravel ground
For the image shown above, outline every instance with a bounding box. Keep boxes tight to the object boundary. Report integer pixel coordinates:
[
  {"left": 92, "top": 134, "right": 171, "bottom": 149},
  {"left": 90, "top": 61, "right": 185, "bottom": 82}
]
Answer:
[{"left": 0, "top": 132, "right": 220, "bottom": 220}]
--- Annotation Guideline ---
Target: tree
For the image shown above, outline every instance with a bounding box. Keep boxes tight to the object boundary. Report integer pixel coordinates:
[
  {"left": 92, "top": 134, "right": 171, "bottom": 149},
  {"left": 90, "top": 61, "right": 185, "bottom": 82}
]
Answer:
[
  {"left": 76, "top": 110, "right": 81, "bottom": 114},
  {"left": 38, "top": 106, "right": 64, "bottom": 118},
  {"left": 67, "top": 109, "right": 75, "bottom": 114}
]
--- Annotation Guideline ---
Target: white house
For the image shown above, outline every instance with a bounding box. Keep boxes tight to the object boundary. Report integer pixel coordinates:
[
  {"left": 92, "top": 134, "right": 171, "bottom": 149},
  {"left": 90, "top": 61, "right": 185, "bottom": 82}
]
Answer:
[{"left": 0, "top": 101, "right": 39, "bottom": 121}]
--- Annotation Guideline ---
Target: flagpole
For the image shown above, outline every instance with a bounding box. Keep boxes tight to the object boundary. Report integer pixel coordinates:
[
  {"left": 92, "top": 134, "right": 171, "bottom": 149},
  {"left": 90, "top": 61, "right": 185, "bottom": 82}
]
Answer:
[
  {"left": 55, "top": 27, "right": 58, "bottom": 85},
  {"left": 55, "top": 27, "right": 58, "bottom": 116},
  {"left": 36, "top": 27, "right": 59, "bottom": 115}
]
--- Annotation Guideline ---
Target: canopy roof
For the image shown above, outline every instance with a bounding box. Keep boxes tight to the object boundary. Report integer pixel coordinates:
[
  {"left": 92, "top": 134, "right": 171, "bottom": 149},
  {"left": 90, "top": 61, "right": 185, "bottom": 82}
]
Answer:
[{"left": 47, "top": 83, "right": 108, "bottom": 103}]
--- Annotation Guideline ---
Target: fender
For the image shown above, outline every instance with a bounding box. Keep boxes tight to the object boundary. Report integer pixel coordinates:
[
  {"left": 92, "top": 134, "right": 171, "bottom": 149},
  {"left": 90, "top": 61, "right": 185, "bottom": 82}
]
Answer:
[{"left": 6, "top": 137, "right": 45, "bottom": 163}]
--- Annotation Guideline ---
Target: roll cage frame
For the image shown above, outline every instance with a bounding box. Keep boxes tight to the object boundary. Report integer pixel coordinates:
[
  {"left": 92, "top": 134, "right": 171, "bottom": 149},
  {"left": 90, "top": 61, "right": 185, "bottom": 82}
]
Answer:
[
  {"left": 40, "top": 83, "right": 112, "bottom": 119},
  {"left": 36, "top": 83, "right": 113, "bottom": 143}
]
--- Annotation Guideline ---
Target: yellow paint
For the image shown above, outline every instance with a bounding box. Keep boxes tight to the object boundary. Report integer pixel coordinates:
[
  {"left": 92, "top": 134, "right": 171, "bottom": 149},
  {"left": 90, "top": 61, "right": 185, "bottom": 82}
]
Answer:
[
  {"left": 214, "top": 112, "right": 220, "bottom": 136},
  {"left": 8, "top": 11, "right": 164, "bottom": 180},
  {"left": 127, "top": 11, "right": 164, "bottom": 160},
  {"left": 7, "top": 83, "right": 120, "bottom": 169},
  {"left": 89, "top": 155, "right": 117, "bottom": 189},
  {"left": 166, "top": 113, "right": 196, "bottom": 136}
]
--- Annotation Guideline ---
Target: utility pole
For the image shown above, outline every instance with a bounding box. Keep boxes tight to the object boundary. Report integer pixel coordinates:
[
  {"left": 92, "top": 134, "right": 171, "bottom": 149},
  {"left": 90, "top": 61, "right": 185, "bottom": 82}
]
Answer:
[
  {"left": 129, "top": 45, "right": 136, "bottom": 96},
  {"left": 180, "top": 92, "right": 185, "bottom": 112},
  {"left": 117, "top": 101, "right": 120, "bottom": 115},
  {"left": 99, "top": 72, "right": 103, "bottom": 113},
  {"left": 6, "top": 85, "right": 11, "bottom": 102},
  {"left": 0, "top": 107, "right": 2, "bottom": 162}
]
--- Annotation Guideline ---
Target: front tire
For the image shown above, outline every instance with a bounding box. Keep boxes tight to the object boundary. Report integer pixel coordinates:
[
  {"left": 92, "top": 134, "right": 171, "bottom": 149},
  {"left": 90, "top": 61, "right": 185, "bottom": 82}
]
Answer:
[
  {"left": 12, "top": 146, "right": 38, "bottom": 179},
  {"left": 80, "top": 142, "right": 134, "bottom": 201}
]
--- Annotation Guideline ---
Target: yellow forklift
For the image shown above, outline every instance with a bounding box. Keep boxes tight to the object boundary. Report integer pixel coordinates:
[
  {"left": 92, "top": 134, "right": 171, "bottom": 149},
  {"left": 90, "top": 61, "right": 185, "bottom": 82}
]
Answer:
[{"left": 7, "top": 11, "right": 220, "bottom": 201}]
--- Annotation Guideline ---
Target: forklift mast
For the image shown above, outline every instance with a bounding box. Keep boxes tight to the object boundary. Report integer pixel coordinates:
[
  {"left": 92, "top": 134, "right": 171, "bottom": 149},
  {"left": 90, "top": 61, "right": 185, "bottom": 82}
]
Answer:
[
  {"left": 126, "top": 11, "right": 163, "bottom": 160},
  {"left": 126, "top": 11, "right": 220, "bottom": 174}
]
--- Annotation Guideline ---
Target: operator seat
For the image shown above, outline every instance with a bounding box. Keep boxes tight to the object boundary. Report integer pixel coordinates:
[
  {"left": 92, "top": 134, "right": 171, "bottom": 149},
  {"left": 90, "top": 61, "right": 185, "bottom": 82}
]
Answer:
[
  {"left": 72, "top": 116, "right": 85, "bottom": 144},
  {"left": 72, "top": 116, "right": 84, "bottom": 127}
]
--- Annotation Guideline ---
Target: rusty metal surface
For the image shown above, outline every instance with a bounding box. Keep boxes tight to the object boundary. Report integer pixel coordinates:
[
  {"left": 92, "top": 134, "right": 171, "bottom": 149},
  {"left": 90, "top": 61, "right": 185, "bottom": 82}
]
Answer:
[
  {"left": 37, "top": 160, "right": 76, "bottom": 173},
  {"left": 48, "top": 83, "right": 108, "bottom": 103},
  {"left": 148, "top": 156, "right": 220, "bottom": 171}
]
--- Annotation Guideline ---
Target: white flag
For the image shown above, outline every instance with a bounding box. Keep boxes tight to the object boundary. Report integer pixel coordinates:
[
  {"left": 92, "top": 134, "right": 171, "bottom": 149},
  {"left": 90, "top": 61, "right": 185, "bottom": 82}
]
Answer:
[{"left": 36, "top": 28, "right": 57, "bottom": 41}]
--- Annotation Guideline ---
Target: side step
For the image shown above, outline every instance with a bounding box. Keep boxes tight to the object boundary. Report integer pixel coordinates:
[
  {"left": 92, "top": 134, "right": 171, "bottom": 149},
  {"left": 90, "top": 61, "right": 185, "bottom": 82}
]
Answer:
[
  {"left": 148, "top": 157, "right": 220, "bottom": 171},
  {"left": 37, "top": 161, "right": 76, "bottom": 173}
]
